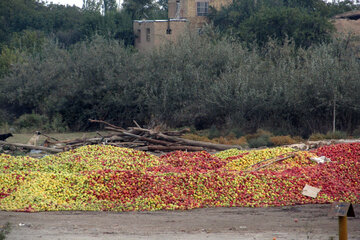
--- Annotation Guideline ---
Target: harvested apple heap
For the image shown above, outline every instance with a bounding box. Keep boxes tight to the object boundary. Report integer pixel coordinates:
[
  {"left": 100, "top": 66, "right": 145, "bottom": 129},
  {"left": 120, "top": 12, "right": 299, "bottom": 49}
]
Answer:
[{"left": 0, "top": 143, "right": 359, "bottom": 212}]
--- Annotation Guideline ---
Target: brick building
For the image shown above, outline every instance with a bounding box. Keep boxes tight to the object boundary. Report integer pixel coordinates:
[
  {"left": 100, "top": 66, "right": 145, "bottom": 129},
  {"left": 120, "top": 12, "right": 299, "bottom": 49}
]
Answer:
[{"left": 133, "top": 0, "right": 232, "bottom": 51}]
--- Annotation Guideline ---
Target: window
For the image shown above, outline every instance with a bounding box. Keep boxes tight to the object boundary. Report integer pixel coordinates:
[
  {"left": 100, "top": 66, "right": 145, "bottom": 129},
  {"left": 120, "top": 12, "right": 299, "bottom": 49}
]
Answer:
[
  {"left": 137, "top": 29, "right": 141, "bottom": 43},
  {"left": 196, "top": 2, "right": 208, "bottom": 16},
  {"left": 146, "top": 28, "right": 151, "bottom": 42}
]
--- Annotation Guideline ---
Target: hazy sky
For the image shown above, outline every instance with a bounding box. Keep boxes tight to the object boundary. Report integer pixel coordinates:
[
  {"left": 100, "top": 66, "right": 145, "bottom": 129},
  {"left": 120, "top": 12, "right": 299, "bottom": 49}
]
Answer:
[
  {"left": 50, "top": 0, "right": 83, "bottom": 7},
  {"left": 50, "top": 0, "right": 123, "bottom": 8}
]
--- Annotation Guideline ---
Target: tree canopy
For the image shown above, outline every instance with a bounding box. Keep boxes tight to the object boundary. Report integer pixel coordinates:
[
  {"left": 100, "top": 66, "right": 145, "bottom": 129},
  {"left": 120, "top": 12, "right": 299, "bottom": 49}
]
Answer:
[{"left": 208, "top": 0, "right": 358, "bottom": 47}]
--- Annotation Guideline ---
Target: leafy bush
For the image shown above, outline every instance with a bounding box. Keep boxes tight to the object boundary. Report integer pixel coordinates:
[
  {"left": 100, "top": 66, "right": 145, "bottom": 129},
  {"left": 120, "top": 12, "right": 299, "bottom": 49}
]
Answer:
[
  {"left": 245, "top": 129, "right": 273, "bottom": 141},
  {"left": 1, "top": 33, "right": 360, "bottom": 135},
  {"left": 353, "top": 126, "right": 360, "bottom": 138},
  {"left": 44, "top": 114, "right": 69, "bottom": 133},
  {"left": 309, "top": 133, "right": 326, "bottom": 141},
  {"left": 247, "top": 135, "right": 272, "bottom": 148},
  {"left": 0, "top": 222, "right": 11, "bottom": 240},
  {"left": 270, "top": 135, "right": 297, "bottom": 146},
  {"left": 325, "top": 131, "right": 347, "bottom": 140},
  {"left": 208, "top": 125, "right": 221, "bottom": 139},
  {"left": 14, "top": 113, "right": 48, "bottom": 132}
]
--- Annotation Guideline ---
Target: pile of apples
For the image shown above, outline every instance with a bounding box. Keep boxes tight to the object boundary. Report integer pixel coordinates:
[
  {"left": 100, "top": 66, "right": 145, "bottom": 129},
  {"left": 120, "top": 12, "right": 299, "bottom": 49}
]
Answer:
[{"left": 0, "top": 143, "right": 359, "bottom": 212}]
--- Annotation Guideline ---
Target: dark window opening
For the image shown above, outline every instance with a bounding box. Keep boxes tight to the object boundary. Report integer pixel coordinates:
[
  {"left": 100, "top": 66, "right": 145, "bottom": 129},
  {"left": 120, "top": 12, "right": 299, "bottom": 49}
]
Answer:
[
  {"left": 146, "top": 28, "right": 151, "bottom": 42},
  {"left": 197, "top": 2, "right": 208, "bottom": 16},
  {"left": 137, "top": 29, "right": 141, "bottom": 43}
]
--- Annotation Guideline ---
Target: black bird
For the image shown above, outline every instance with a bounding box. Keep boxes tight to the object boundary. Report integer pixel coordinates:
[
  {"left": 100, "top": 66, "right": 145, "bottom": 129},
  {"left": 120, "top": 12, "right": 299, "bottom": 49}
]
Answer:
[{"left": 0, "top": 133, "right": 13, "bottom": 141}]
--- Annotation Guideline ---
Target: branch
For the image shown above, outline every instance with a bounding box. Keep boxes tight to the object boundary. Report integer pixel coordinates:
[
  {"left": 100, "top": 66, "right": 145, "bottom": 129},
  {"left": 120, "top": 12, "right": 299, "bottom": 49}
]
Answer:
[
  {"left": 0, "top": 141, "right": 62, "bottom": 153},
  {"left": 88, "top": 119, "right": 124, "bottom": 130}
]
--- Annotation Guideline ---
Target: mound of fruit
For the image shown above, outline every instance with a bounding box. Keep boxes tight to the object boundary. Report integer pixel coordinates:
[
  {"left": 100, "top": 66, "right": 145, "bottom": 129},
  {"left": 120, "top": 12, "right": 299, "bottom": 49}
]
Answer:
[{"left": 1, "top": 143, "right": 359, "bottom": 212}]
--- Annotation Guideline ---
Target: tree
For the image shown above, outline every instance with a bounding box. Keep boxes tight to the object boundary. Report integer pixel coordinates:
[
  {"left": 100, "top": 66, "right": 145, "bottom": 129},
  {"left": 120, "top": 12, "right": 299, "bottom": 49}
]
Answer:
[
  {"left": 208, "top": 0, "right": 348, "bottom": 48},
  {"left": 241, "top": 7, "right": 333, "bottom": 47}
]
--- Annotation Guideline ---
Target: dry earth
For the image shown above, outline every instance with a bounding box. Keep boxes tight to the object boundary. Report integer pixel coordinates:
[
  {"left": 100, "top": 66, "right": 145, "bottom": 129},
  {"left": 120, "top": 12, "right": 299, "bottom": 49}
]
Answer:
[{"left": 1, "top": 204, "right": 360, "bottom": 240}]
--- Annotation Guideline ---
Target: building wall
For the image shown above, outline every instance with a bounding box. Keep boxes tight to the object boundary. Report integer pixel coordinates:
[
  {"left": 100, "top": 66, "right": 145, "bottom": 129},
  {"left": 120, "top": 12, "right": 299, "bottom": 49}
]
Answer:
[
  {"left": 168, "top": 0, "right": 232, "bottom": 28},
  {"left": 134, "top": 20, "right": 189, "bottom": 51},
  {"left": 134, "top": 0, "right": 232, "bottom": 51}
]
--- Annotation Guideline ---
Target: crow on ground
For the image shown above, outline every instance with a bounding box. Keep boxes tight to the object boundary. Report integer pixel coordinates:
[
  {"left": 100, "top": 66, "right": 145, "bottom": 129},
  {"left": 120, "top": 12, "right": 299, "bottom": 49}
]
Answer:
[{"left": 0, "top": 133, "right": 13, "bottom": 141}]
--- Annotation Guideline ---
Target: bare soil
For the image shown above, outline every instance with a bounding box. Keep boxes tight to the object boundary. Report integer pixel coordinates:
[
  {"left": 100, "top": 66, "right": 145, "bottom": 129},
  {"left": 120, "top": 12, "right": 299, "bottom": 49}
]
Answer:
[{"left": 1, "top": 204, "right": 359, "bottom": 240}]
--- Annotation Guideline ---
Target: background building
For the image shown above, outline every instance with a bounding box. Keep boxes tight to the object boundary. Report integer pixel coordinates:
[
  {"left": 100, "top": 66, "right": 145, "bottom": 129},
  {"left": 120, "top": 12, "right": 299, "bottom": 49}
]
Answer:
[{"left": 133, "top": 0, "right": 232, "bottom": 51}]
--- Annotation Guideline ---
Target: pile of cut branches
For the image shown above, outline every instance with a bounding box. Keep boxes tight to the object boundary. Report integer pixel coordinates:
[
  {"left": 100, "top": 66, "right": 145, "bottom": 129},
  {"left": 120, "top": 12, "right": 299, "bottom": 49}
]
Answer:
[
  {"left": 86, "top": 119, "right": 243, "bottom": 153},
  {"left": 0, "top": 120, "right": 243, "bottom": 154}
]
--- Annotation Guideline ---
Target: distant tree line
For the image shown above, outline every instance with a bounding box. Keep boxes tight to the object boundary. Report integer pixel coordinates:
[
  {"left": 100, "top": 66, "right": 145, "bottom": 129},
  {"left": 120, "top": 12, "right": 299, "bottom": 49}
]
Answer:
[
  {"left": 1, "top": 33, "right": 359, "bottom": 136},
  {"left": 0, "top": 0, "right": 359, "bottom": 136},
  {"left": 209, "top": 0, "right": 359, "bottom": 48}
]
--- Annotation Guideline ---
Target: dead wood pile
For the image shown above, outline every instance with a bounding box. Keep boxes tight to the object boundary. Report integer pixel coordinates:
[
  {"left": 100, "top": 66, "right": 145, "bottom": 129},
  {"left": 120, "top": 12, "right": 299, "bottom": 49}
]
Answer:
[{"left": 1, "top": 119, "right": 243, "bottom": 154}]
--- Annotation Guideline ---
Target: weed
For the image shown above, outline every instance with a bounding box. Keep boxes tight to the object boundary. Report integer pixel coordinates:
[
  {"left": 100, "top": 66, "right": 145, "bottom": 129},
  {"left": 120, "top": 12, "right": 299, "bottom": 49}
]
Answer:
[
  {"left": 325, "top": 131, "right": 347, "bottom": 140},
  {"left": 0, "top": 222, "right": 11, "bottom": 240}
]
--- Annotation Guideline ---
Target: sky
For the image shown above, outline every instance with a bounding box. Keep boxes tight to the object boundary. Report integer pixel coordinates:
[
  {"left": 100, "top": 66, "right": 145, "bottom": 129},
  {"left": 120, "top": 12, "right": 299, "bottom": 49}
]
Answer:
[
  {"left": 50, "top": 0, "right": 84, "bottom": 7},
  {"left": 50, "top": 0, "right": 124, "bottom": 8}
]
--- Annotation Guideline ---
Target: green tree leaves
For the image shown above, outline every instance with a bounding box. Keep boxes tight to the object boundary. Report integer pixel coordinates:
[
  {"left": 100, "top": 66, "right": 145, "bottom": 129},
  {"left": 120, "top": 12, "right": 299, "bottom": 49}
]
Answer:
[{"left": 208, "top": 0, "right": 356, "bottom": 48}]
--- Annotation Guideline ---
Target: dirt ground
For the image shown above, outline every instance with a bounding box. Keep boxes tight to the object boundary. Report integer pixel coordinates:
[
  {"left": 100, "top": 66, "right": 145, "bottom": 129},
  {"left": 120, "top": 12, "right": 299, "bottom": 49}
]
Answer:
[{"left": 1, "top": 204, "right": 359, "bottom": 240}]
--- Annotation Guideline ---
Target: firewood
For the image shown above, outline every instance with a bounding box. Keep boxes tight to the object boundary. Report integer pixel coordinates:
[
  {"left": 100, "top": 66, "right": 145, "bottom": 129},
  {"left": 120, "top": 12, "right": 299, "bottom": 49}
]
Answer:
[
  {"left": 0, "top": 141, "right": 62, "bottom": 153},
  {"left": 104, "top": 127, "right": 173, "bottom": 146}
]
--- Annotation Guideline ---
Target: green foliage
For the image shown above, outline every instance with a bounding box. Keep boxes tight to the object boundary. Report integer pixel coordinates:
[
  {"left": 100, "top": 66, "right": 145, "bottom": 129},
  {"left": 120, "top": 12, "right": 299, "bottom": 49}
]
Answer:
[
  {"left": 14, "top": 113, "right": 48, "bottom": 131},
  {"left": 208, "top": 0, "right": 354, "bottom": 48},
  {"left": 122, "top": 0, "right": 167, "bottom": 19},
  {"left": 353, "top": 126, "right": 360, "bottom": 138},
  {"left": 208, "top": 125, "right": 221, "bottom": 139},
  {"left": 325, "top": 131, "right": 347, "bottom": 140},
  {"left": 241, "top": 7, "right": 333, "bottom": 48},
  {"left": 1, "top": 32, "right": 360, "bottom": 135},
  {"left": 246, "top": 129, "right": 273, "bottom": 148},
  {"left": 309, "top": 133, "right": 326, "bottom": 141},
  {"left": 0, "top": 222, "right": 11, "bottom": 240},
  {"left": 248, "top": 135, "right": 272, "bottom": 148}
]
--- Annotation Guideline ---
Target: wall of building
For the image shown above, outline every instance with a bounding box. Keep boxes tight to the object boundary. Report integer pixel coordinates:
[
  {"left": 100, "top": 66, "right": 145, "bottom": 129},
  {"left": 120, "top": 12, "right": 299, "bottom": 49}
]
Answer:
[
  {"left": 168, "top": 0, "right": 232, "bottom": 28},
  {"left": 134, "top": 0, "right": 232, "bottom": 51},
  {"left": 133, "top": 20, "right": 189, "bottom": 51}
]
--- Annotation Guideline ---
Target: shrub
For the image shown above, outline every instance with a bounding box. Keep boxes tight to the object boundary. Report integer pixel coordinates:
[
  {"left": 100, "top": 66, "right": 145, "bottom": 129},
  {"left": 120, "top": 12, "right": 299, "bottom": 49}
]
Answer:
[
  {"left": 325, "top": 131, "right": 347, "bottom": 140},
  {"left": 0, "top": 222, "right": 11, "bottom": 240},
  {"left": 353, "top": 126, "right": 360, "bottom": 138},
  {"left": 208, "top": 125, "right": 221, "bottom": 139},
  {"left": 14, "top": 113, "right": 48, "bottom": 132},
  {"left": 270, "top": 135, "right": 297, "bottom": 146},
  {"left": 44, "top": 114, "right": 69, "bottom": 133},
  {"left": 248, "top": 135, "right": 272, "bottom": 148},
  {"left": 292, "top": 136, "right": 304, "bottom": 143},
  {"left": 245, "top": 129, "right": 273, "bottom": 141},
  {"left": 245, "top": 129, "right": 273, "bottom": 148},
  {"left": 309, "top": 133, "right": 326, "bottom": 141},
  {"left": 182, "top": 133, "right": 212, "bottom": 142}
]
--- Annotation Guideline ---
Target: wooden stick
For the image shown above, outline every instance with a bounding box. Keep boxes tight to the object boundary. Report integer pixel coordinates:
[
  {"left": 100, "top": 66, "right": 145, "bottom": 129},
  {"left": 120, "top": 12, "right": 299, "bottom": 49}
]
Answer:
[
  {"left": 89, "top": 119, "right": 125, "bottom": 130},
  {"left": 0, "top": 141, "right": 62, "bottom": 153},
  {"left": 250, "top": 154, "right": 295, "bottom": 172},
  {"left": 129, "top": 126, "right": 243, "bottom": 150},
  {"left": 133, "top": 120, "right": 141, "bottom": 128},
  {"left": 243, "top": 151, "right": 299, "bottom": 171},
  {"left": 105, "top": 127, "right": 172, "bottom": 146},
  {"left": 163, "top": 128, "right": 191, "bottom": 136},
  {"left": 40, "top": 133, "right": 59, "bottom": 141}
]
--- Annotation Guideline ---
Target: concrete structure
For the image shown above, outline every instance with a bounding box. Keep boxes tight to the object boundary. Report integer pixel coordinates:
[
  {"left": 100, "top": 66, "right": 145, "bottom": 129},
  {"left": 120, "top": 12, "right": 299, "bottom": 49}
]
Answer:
[
  {"left": 133, "top": 19, "right": 188, "bottom": 51},
  {"left": 333, "top": 10, "right": 360, "bottom": 57},
  {"left": 133, "top": 0, "right": 232, "bottom": 51}
]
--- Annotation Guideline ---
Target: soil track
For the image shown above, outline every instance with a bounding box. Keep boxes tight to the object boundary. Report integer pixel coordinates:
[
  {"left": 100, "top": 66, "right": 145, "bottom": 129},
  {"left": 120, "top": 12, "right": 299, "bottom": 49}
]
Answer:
[{"left": 1, "top": 204, "right": 359, "bottom": 240}]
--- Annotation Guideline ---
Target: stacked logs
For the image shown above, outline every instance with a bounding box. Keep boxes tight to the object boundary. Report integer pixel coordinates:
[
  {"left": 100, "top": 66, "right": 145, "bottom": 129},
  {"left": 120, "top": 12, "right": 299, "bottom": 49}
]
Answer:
[
  {"left": 0, "top": 119, "right": 243, "bottom": 154},
  {"left": 87, "top": 119, "right": 243, "bottom": 152}
]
